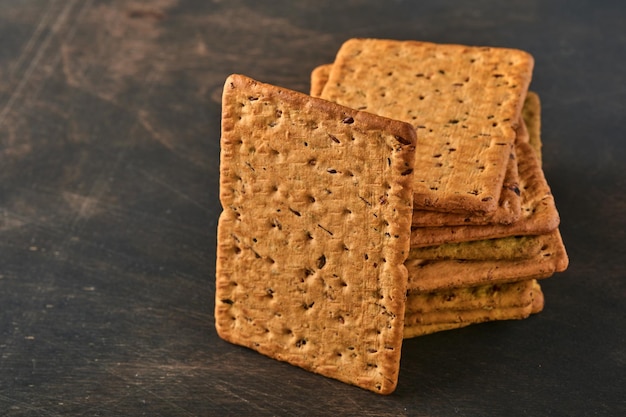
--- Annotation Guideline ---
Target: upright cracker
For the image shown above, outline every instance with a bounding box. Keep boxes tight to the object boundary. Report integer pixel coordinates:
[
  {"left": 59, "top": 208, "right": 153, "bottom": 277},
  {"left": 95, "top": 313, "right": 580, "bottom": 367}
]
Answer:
[
  {"left": 216, "top": 74, "right": 417, "bottom": 394},
  {"left": 406, "top": 229, "right": 568, "bottom": 292},
  {"left": 320, "top": 39, "right": 534, "bottom": 214},
  {"left": 410, "top": 141, "right": 560, "bottom": 247}
]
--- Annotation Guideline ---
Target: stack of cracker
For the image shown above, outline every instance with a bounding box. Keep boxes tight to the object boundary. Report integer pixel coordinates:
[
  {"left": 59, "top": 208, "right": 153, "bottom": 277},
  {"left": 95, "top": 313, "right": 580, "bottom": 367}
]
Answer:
[{"left": 215, "top": 39, "right": 568, "bottom": 394}]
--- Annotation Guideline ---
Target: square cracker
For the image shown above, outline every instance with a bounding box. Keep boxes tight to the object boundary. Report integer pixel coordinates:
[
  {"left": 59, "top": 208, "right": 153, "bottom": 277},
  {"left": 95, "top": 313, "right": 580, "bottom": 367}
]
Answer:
[
  {"left": 312, "top": 63, "right": 524, "bottom": 226},
  {"left": 319, "top": 39, "right": 534, "bottom": 215},
  {"left": 216, "top": 74, "right": 417, "bottom": 394}
]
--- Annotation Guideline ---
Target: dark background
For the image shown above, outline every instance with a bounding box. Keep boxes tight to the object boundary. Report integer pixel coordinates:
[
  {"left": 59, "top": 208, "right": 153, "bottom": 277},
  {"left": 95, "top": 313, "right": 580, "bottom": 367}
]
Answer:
[{"left": 1, "top": 1, "right": 624, "bottom": 416}]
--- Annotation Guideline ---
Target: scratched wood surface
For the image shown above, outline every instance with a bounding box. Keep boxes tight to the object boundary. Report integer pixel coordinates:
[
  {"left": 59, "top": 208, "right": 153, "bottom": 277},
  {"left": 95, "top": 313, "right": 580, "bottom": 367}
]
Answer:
[{"left": 1, "top": 1, "right": 624, "bottom": 416}]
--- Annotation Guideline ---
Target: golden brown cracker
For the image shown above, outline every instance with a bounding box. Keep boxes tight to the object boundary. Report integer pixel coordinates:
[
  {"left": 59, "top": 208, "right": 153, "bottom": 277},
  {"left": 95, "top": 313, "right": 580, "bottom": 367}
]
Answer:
[
  {"left": 408, "top": 234, "right": 545, "bottom": 261},
  {"left": 216, "top": 74, "right": 417, "bottom": 394},
  {"left": 516, "top": 115, "right": 530, "bottom": 144},
  {"left": 410, "top": 141, "right": 560, "bottom": 247},
  {"left": 406, "top": 280, "right": 535, "bottom": 314},
  {"left": 403, "top": 280, "right": 544, "bottom": 337},
  {"left": 412, "top": 149, "right": 521, "bottom": 226},
  {"left": 403, "top": 305, "right": 535, "bottom": 337},
  {"left": 522, "top": 91, "right": 542, "bottom": 162},
  {"left": 530, "top": 280, "right": 545, "bottom": 314},
  {"left": 406, "top": 229, "right": 568, "bottom": 292},
  {"left": 406, "top": 303, "right": 535, "bottom": 326},
  {"left": 404, "top": 322, "right": 471, "bottom": 337},
  {"left": 320, "top": 38, "right": 534, "bottom": 215},
  {"left": 310, "top": 64, "right": 331, "bottom": 98}
]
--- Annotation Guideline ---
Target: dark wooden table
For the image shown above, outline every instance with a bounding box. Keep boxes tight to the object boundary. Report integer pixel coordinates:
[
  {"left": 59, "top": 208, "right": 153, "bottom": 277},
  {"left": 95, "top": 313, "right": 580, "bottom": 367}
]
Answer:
[{"left": 1, "top": 1, "right": 624, "bottom": 416}]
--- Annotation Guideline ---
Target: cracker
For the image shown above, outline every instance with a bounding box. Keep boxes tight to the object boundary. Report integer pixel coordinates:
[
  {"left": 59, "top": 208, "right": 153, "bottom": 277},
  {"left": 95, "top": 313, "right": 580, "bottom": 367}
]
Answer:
[
  {"left": 310, "top": 64, "right": 331, "bottom": 98},
  {"left": 522, "top": 91, "right": 542, "bottom": 162},
  {"left": 404, "top": 305, "right": 534, "bottom": 337},
  {"left": 410, "top": 141, "right": 560, "bottom": 247},
  {"left": 320, "top": 38, "right": 534, "bottom": 214},
  {"left": 311, "top": 63, "right": 526, "bottom": 226},
  {"left": 403, "top": 280, "right": 544, "bottom": 337},
  {"left": 404, "top": 322, "right": 471, "bottom": 337},
  {"left": 406, "top": 229, "right": 568, "bottom": 292},
  {"left": 406, "top": 303, "right": 535, "bottom": 326},
  {"left": 412, "top": 148, "right": 521, "bottom": 226},
  {"left": 215, "top": 74, "right": 417, "bottom": 394},
  {"left": 405, "top": 280, "right": 535, "bottom": 314},
  {"left": 530, "top": 279, "right": 545, "bottom": 314},
  {"left": 409, "top": 234, "right": 545, "bottom": 261}
]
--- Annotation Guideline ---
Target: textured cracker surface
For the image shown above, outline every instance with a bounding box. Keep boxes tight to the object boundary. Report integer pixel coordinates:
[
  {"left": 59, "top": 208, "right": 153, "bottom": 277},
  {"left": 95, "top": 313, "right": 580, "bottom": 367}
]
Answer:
[
  {"left": 409, "top": 235, "right": 545, "bottom": 261},
  {"left": 215, "top": 74, "right": 416, "bottom": 394},
  {"left": 320, "top": 39, "right": 534, "bottom": 214},
  {"left": 410, "top": 141, "right": 560, "bottom": 247},
  {"left": 404, "top": 305, "right": 534, "bottom": 336},
  {"left": 312, "top": 63, "right": 525, "bottom": 226},
  {"left": 406, "top": 229, "right": 568, "bottom": 292},
  {"left": 412, "top": 149, "right": 521, "bottom": 225},
  {"left": 403, "top": 280, "right": 544, "bottom": 337},
  {"left": 406, "top": 280, "right": 535, "bottom": 313}
]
